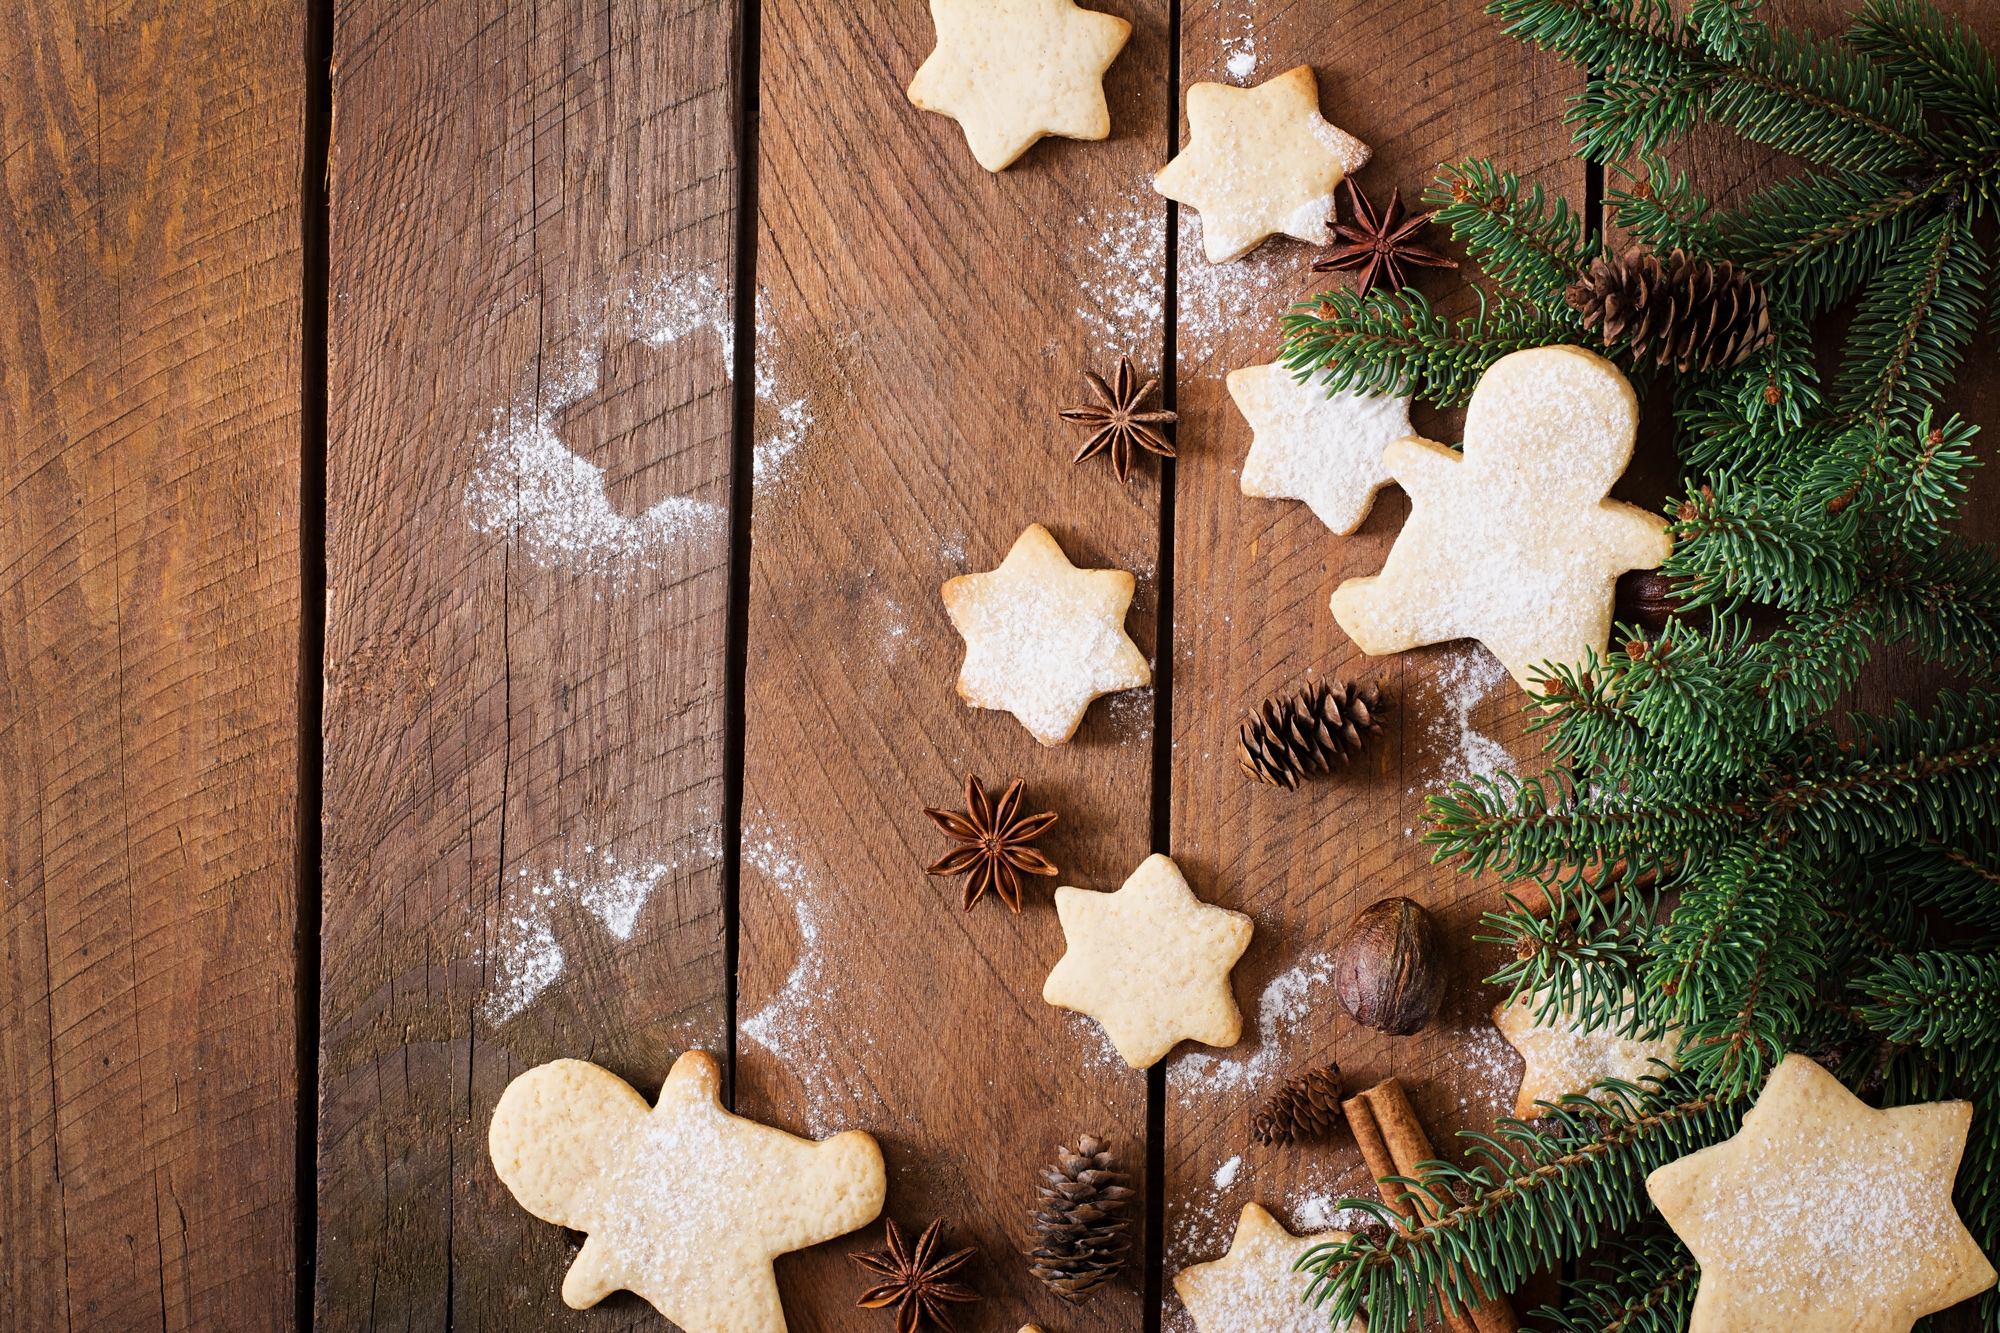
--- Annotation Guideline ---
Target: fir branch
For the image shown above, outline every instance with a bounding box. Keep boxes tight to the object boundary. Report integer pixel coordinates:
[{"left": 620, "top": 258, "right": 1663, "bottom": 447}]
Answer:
[
  {"left": 1606, "top": 154, "right": 1720, "bottom": 255},
  {"left": 1836, "top": 210, "right": 1986, "bottom": 424},
  {"left": 1429, "top": 160, "right": 1600, "bottom": 305},
  {"left": 1664, "top": 475, "right": 1859, "bottom": 611},
  {"left": 1650, "top": 840, "right": 1823, "bottom": 1094},
  {"left": 1278, "top": 288, "right": 1571, "bottom": 406},
  {"left": 1852, "top": 950, "right": 2000, "bottom": 1077},
  {"left": 1480, "top": 880, "right": 1662, "bottom": 1036},
  {"left": 1708, "top": 26, "right": 1928, "bottom": 172},
  {"left": 1868, "top": 839, "right": 2000, "bottom": 931},
  {"left": 1747, "top": 598, "right": 1880, "bottom": 731},
  {"left": 1848, "top": 0, "right": 2000, "bottom": 123},
  {"left": 1533, "top": 1234, "right": 1701, "bottom": 1333},
  {"left": 1298, "top": 1077, "right": 1747, "bottom": 1331},
  {"left": 1425, "top": 769, "right": 1743, "bottom": 881},
  {"left": 1714, "top": 170, "right": 1934, "bottom": 319},
  {"left": 1872, "top": 534, "right": 2000, "bottom": 677}
]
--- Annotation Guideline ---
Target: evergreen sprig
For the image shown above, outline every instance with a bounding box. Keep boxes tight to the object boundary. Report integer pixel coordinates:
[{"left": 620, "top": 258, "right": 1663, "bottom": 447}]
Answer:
[{"left": 1297, "top": 1078, "right": 1747, "bottom": 1331}]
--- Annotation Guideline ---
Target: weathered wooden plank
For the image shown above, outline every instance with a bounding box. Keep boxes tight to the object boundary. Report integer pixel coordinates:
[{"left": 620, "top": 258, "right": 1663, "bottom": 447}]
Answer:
[
  {"left": 0, "top": 1, "right": 304, "bottom": 1328},
  {"left": 739, "top": 0, "right": 1170, "bottom": 1323},
  {"left": 1163, "top": 0, "right": 1584, "bottom": 1317},
  {"left": 319, "top": 0, "right": 737, "bottom": 1324}
]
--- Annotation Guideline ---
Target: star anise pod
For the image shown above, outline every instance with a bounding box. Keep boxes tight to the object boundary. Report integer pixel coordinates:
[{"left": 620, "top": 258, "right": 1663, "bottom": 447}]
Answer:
[
  {"left": 923, "top": 774, "right": 1058, "bottom": 913},
  {"left": 1059, "top": 355, "right": 1177, "bottom": 482},
  {"left": 1313, "top": 179, "right": 1457, "bottom": 299},
  {"left": 850, "top": 1218, "right": 981, "bottom": 1333}
]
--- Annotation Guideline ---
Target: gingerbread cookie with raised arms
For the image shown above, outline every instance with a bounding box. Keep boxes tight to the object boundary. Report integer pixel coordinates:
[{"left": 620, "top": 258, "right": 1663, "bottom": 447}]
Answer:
[
  {"left": 1329, "top": 344, "right": 1673, "bottom": 692},
  {"left": 489, "top": 1050, "right": 886, "bottom": 1333}
]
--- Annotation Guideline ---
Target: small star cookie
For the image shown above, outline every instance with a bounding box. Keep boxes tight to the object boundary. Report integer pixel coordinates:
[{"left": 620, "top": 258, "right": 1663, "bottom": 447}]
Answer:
[
  {"left": 1043, "top": 853, "right": 1253, "bottom": 1068},
  {"left": 906, "top": 0, "right": 1133, "bottom": 172},
  {"left": 1153, "top": 66, "right": 1371, "bottom": 264},
  {"left": 1648, "top": 1053, "right": 1996, "bottom": 1333},
  {"left": 1173, "top": 1203, "right": 1361, "bottom": 1333},
  {"left": 1230, "top": 360, "right": 1410, "bottom": 535},
  {"left": 1329, "top": 345, "right": 1673, "bottom": 692},
  {"left": 942, "top": 523, "right": 1151, "bottom": 746},
  {"left": 489, "top": 1050, "right": 887, "bottom": 1333},
  {"left": 1493, "top": 988, "right": 1680, "bottom": 1118}
]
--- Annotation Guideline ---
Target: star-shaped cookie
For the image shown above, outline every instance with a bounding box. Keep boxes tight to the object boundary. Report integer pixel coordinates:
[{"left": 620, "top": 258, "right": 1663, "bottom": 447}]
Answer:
[
  {"left": 1043, "top": 853, "right": 1253, "bottom": 1068},
  {"left": 941, "top": 523, "right": 1151, "bottom": 746},
  {"left": 1230, "top": 360, "right": 1410, "bottom": 535},
  {"left": 1153, "top": 66, "right": 1371, "bottom": 264},
  {"left": 1493, "top": 988, "right": 1680, "bottom": 1118},
  {"left": 1328, "top": 345, "right": 1673, "bottom": 692},
  {"left": 906, "top": 0, "right": 1132, "bottom": 172},
  {"left": 489, "top": 1050, "right": 887, "bottom": 1333},
  {"left": 1648, "top": 1053, "right": 1996, "bottom": 1333},
  {"left": 1173, "top": 1203, "right": 1360, "bottom": 1333}
]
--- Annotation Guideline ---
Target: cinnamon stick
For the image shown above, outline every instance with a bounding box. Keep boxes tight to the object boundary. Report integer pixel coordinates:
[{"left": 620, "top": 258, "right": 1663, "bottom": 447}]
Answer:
[{"left": 1342, "top": 1077, "right": 1519, "bottom": 1333}]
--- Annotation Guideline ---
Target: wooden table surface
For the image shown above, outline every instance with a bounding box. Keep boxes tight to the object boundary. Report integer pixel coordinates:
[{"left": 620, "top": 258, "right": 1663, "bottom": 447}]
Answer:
[{"left": 5, "top": 0, "right": 1997, "bottom": 1329}]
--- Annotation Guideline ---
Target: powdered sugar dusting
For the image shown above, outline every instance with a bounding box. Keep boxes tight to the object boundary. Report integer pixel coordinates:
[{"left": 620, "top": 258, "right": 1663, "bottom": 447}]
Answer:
[
  {"left": 628, "top": 269, "right": 734, "bottom": 376},
  {"left": 1169, "top": 953, "right": 1334, "bottom": 1106},
  {"left": 741, "top": 829, "right": 867, "bottom": 1135},
  {"left": 1425, "top": 646, "right": 1512, "bottom": 786},
  {"left": 466, "top": 348, "right": 724, "bottom": 583},
  {"left": 483, "top": 843, "right": 702, "bottom": 1023},
  {"left": 1212, "top": 1155, "right": 1243, "bottom": 1190},
  {"left": 1178, "top": 212, "right": 1302, "bottom": 375},
  {"left": 1075, "top": 190, "right": 1167, "bottom": 347},
  {"left": 752, "top": 298, "right": 812, "bottom": 490}
]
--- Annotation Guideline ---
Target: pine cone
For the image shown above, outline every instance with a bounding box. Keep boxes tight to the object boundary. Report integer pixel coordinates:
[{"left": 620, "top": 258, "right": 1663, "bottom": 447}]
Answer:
[
  {"left": 1567, "top": 246, "right": 1774, "bottom": 373},
  {"left": 1026, "top": 1135, "right": 1134, "bottom": 1305},
  {"left": 1251, "top": 1063, "right": 1344, "bottom": 1146},
  {"left": 1238, "top": 679, "right": 1385, "bottom": 790}
]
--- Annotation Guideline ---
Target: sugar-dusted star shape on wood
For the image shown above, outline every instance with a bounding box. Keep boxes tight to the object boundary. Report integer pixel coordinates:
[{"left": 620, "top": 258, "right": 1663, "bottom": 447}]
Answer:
[
  {"left": 1329, "top": 345, "right": 1673, "bottom": 692},
  {"left": 1153, "top": 66, "right": 1371, "bottom": 264},
  {"left": 906, "top": 0, "right": 1133, "bottom": 172},
  {"left": 1493, "top": 987, "right": 1680, "bottom": 1119},
  {"left": 1043, "top": 853, "right": 1253, "bottom": 1068},
  {"left": 1230, "top": 360, "right": 1411, "bottom": 535},
  {"left": 942, "top": 523, "right": 1151, "bottom": 746},
  {"left": 1648, "top": 1053, "right": 1996, "bottom": 1333},
  {"left": 1173, "top": 1203, "right": 1361, "bottom": 1333},
  {"left": 489, "top": 1050, "right": 887, "bottom": 1333}
]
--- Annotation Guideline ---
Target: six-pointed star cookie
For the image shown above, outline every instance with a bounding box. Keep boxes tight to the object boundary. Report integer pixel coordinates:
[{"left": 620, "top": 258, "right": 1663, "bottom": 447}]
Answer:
[
  {"left": 942, "top": 523, "right": 1152, "bottom": 745},
  {"left": 1153, "top": 66, "right": 1371, "bottom": 263},
  {"left": 1493, "top": 987, "right": 1680, "bottom": 1119},
  {"left": 1329, "top": 345, "right": 1673, "bottom": 692},
  {"left": 489, "top": 1050, "right": 887, "bottom": 1333},
  {"left": 1230, "top": 360, "right": 1411, "bottom": 535},
  {"left": 1043, "top": 853, "right": 1253, "bottom": 1068},
  {"left": 1648, "top": 1053, "right": 1996, "bottom": 1333},
  {"left": 1173, "top": 1203, "right": 1360, "bottom": 1333},
  {"left": 907, "top": 0, "right": 1132, "bottom": 172}
]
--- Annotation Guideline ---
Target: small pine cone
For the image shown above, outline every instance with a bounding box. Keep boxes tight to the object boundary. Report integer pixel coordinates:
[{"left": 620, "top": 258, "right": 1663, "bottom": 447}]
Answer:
[
  {"left": 1251, "top": 1064, "right": 1344, "bottom": 1146},
  {"left": 1238, "top": 679, "right": 1385, "bottom": 790},
  {"left": 1027, "top": 1135, "right": 1134, "bottom": 1305},
  {"left": 1566, "top": 246, "right": 1774, "bottom": 373}
]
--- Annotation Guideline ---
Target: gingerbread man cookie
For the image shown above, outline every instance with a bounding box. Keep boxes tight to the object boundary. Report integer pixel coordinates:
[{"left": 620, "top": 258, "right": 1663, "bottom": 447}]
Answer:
[
  {"left": 1648, "top": 1053, "right": 1994, "bottom": 1332},
  {"left": 907, "top": 0, "right": 1132, "bottom": 172},
  {"left": 1328, "top": 345, "right": 1672, "bottom": 692},
  {"left": 489, "top": 1050, "right": 886, "bottom": 1333}
]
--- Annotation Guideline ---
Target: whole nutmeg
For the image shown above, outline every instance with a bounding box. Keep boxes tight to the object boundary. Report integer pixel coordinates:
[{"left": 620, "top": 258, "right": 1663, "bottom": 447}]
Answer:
[{"left": 1332, "top": 897, "right": 1445, "bottom": 1035}]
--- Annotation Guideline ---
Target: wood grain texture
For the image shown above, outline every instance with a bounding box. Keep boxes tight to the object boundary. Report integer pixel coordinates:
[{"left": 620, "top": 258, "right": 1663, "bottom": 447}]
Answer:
[
  {"left": 1163, "top": 0, "right": 1583, "bottom": 1317},
  {"left": 319, "top": 0, "right": 736, "bottom": 1325},
  {"left": 0, "top": 2, "right": 304, "bottom": 1328},
  {"left": 738, "top": 0, "right": 1170, "bottom": 1324}
]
